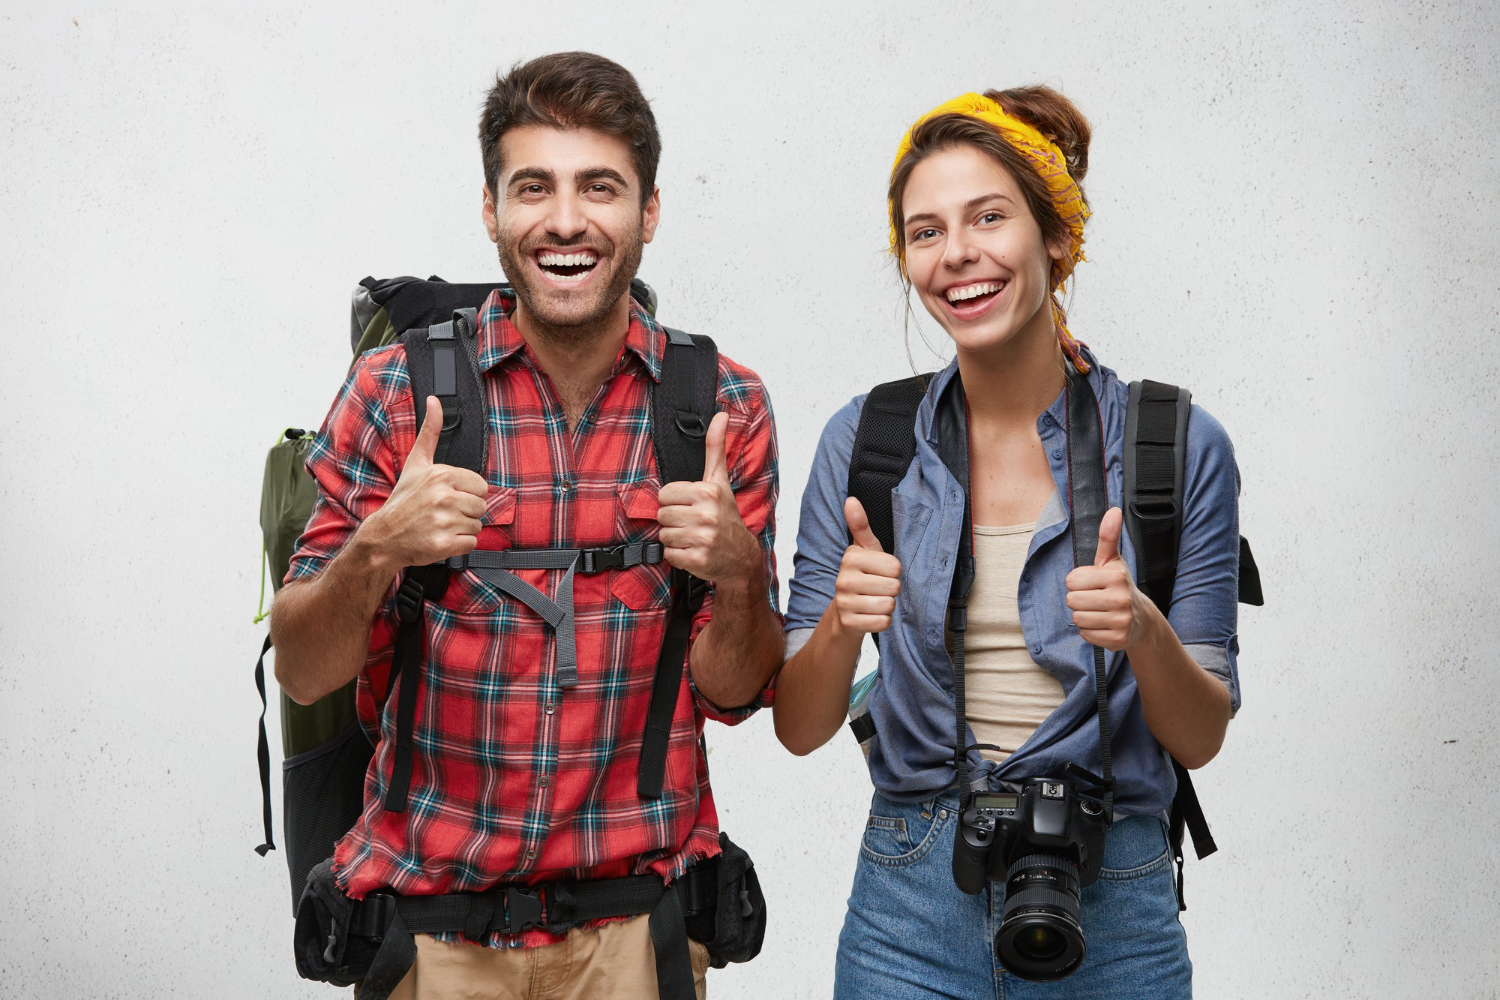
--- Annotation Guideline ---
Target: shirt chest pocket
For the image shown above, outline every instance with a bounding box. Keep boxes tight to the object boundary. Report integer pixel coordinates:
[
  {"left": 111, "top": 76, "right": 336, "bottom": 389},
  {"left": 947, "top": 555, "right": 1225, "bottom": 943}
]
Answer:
[
  {"left": 435, "top": 485, "right": 518, "bottom": 614},
  {"left": 610, "top": 481, "right": 672, "bottom": 612},
  {"left": 890, "top": 489, "right": 937, "bottom": 632}
]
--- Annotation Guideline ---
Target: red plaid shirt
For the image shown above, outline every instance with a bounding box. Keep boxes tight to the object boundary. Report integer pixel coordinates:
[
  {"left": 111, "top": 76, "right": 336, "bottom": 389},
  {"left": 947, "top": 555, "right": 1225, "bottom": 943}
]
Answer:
[{"left": 287, "top": 289, "right": 779, "bottom": 946}]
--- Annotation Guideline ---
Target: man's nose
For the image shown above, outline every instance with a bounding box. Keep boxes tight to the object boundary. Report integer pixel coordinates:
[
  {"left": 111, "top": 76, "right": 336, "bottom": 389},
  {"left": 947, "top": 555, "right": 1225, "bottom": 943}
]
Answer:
[{"left": 545, "top": 191, "right": 588, "bottom": 241}]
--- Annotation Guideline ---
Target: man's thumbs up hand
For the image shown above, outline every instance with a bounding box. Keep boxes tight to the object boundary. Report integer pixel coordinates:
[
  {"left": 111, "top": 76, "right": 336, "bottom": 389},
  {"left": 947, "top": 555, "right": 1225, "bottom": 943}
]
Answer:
[
  {"left": 363, "top": 396, "right": 491, "bottom": 572},
  {"left": 1065, "top": 506, "right": 1145, "bottom": 652},
  {"left": 657, "top": 411, "right": 761, "bottom": 588},
  {"left": 832, "top": 497, "right": 903, "bottom": 636}
]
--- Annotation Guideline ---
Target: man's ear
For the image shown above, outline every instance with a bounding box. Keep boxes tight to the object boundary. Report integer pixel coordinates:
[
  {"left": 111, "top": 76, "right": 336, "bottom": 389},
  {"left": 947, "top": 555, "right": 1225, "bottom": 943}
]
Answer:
[
  {"left": 641, "top": 186, "right": 661, "bottom": 244},
  {"left": 482, "top": 184, "right": 499, "bottom": 243}
]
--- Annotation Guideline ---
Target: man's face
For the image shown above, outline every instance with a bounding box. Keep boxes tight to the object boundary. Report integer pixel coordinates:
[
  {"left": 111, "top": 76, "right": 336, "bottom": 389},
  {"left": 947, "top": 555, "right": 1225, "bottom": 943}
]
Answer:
[{"left": 484, "top": 125, "right": 660, "bottom": 333}]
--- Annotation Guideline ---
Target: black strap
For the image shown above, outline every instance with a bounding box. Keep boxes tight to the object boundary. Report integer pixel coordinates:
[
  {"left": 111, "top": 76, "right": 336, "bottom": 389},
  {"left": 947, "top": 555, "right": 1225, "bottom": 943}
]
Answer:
[
  {"left": 349, "top": 867, "right": 713, "bottom": 1000},
  {"left": 254, "top": 635, "right": 276, "bottom": 856},
  {"left": 381, "top": 315, "right": 484, "bottom": 813},
  {"left": 1064, "top": 373, "right": 1117, "bottom": 816},
  {"left": 640, "top": 328, "right": 719, "bottom": 798},
  {"left": 1123, "top": 380, "right": 1219, "bottom": 911},
  {"left": 848, "top": 374, "right": 933, "bottom": 556}
]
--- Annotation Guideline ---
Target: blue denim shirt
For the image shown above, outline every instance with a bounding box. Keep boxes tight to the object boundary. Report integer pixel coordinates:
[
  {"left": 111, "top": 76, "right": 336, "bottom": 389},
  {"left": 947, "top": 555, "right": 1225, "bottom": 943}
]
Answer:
[{"left": 784, "top": 352, "right": 1242, "bottom": 818}]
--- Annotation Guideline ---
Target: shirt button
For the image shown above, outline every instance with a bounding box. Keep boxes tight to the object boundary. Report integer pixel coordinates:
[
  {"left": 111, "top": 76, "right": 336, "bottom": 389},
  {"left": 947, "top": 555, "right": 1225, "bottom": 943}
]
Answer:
[
  {"left": 1021, "top": 572, "right": 1030, "bottom": 584},
  {"left": 1051, "top": 449, "right": 1063, "bottom": 460},
  {"left": 540, "top": 776, "right": 549, "bottom": 787},
  {"left": 526, "top": 848, "right": 536, "bottom": 860},
  {"left": 1031, "top": 644, "right": 1043, "bottom": 655},
  {"left": 545, "top": 702, "right": 555, "bottom": 715}
]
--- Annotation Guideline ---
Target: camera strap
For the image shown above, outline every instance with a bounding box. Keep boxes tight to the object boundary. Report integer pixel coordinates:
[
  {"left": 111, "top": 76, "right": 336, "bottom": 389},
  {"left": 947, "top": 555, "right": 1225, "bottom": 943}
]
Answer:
[{"left": 941, "top": 369, "right": 1116, "bottom": 815}]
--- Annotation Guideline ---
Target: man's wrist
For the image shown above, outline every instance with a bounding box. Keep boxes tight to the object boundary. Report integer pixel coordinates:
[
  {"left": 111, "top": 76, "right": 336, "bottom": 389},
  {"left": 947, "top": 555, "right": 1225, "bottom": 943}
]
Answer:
[
  {"left": 346, "top": 517, "right": 400, "bottom": 581},
  {"left": 709, "top": 528, "right": 766, "bottom": 597}
]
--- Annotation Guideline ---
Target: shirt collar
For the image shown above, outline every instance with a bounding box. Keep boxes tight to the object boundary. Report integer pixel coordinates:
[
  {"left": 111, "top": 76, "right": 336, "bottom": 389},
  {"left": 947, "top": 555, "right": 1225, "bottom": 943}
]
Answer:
[
  {"left": 475, "top": 287, "right": 667, "bottom": 380},
  {"left": 919, "top": 345, "right": 1110, "bottom": 446}
]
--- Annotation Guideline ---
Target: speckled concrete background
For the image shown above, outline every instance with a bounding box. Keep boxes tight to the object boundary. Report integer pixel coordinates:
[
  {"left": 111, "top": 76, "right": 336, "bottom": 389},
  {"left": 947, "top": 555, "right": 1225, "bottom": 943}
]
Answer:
[{"left": 2, "top": 3, "right": 1497, "bottom": 997}]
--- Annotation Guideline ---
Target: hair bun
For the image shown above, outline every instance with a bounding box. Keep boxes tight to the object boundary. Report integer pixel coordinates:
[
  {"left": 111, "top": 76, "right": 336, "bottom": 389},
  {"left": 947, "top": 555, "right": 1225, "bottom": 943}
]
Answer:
[{"left": 985, "top": 86, "right": 1091, "bottom": 184}]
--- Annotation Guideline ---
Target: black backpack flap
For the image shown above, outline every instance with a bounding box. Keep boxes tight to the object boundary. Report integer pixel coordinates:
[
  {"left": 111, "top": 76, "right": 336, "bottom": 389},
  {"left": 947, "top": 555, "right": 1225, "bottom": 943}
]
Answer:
[
  {"left": 358, "top": 276, "right": 662, "bottom": 354},
  {"left": 1238, "top": 536, "right": 1264, "bottom": 606},
  {"left": 846, "top": 374, "right": 933, "bottom": 556},
  {"left": 638, "top": 327, "right": 719, "bottom": 798}
]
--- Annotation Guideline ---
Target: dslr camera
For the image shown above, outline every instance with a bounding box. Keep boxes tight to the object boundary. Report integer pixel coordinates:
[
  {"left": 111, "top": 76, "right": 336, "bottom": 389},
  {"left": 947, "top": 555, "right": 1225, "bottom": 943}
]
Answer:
[{"left": 951, "top": 772, "right": 1110, "bottom": 981}]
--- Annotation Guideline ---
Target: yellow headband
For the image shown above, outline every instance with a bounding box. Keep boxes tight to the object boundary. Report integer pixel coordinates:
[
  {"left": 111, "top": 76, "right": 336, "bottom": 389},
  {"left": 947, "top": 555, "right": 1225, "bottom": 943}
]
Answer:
[{"left": 890, "top": 92, "right": 1092, "bottom": 371}]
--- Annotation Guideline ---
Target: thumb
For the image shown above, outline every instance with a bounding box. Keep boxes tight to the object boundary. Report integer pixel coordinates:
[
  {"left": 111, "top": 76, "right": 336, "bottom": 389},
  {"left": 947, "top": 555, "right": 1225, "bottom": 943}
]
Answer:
[
  {"left": 702, "top": 411, "right": 731, "bottom": 485},
  {"left": 407, "top": 395, "right": 442, "bottom": 471},
  {"left": 845, "top": 497, "right": 884, "bottom": 552},
  {"left": 1094, "top": 506, "right": 1123, "bottom": 567}
]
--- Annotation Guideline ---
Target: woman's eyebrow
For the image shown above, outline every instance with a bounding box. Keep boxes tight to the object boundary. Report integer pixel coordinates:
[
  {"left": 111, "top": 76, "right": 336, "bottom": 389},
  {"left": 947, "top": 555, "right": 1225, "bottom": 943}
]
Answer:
[{"left": 906, "top": 193, "right": 1017, "bottom": 228}]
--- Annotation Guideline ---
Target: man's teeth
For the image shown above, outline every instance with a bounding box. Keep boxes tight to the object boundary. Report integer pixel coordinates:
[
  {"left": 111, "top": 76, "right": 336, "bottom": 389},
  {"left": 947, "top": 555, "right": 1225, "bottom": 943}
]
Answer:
[
  {"left": 537, "top": 252, "right": 598, "bottom": 267},
  {"left": 946, "top": 281, "right": 1003, "bottom": 303}
]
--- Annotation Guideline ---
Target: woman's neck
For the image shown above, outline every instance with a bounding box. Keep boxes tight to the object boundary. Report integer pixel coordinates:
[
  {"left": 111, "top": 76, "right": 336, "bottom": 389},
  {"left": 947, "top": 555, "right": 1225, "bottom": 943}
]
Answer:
[{"left": 954, "top": 304, "right": 1068, "bottom": 430}]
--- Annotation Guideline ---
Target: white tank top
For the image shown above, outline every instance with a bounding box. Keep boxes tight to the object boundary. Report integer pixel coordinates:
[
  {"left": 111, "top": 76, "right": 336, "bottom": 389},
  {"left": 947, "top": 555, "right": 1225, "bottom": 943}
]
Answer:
[{"left": 959, "top": 523, "right": 1065, "bottom": 763}]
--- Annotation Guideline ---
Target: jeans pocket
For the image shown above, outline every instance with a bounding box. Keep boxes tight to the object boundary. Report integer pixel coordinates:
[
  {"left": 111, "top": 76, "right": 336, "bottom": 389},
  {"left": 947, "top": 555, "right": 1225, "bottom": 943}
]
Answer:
[
  {"left": 1097, "top": 815, "right": 1173, "bottom": 881},
  {"left": 860, "top": 794, "right": 953, "bottom": 867}
]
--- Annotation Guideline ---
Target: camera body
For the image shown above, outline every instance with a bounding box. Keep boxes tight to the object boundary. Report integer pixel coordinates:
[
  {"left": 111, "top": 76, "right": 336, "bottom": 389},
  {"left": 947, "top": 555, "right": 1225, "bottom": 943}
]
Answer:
[{"left": 952, "top": 775, "right": 1111, "bottom": 981}]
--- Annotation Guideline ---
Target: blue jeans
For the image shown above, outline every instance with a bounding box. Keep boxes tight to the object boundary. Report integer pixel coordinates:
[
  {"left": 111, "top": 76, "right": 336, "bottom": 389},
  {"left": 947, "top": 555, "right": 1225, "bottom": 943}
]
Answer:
[{"left": 834, "top": 791, "right": 1192, "bottom": 999}]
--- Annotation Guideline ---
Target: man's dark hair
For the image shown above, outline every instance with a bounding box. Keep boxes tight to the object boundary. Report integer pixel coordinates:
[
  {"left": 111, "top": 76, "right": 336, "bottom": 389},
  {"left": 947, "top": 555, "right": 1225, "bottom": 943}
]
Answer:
[{"left": 480, "top": 52, "right": 661, "bottom": 206}]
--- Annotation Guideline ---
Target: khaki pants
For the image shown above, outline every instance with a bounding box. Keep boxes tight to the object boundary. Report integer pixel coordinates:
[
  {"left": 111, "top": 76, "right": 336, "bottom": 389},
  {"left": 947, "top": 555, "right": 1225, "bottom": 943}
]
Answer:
[{"left": 375, "top": 915, "right": 710, "bottom": 1000}]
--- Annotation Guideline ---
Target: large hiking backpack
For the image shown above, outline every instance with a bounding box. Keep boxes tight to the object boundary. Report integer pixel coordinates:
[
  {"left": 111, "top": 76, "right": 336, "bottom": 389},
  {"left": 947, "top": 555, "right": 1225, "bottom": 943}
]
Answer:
[
  {"left": 253, "top": 275, "right": 707, "bottom": 909},
  {"left": 843, "top": 373, "right": 1263, "bottom": 909}
]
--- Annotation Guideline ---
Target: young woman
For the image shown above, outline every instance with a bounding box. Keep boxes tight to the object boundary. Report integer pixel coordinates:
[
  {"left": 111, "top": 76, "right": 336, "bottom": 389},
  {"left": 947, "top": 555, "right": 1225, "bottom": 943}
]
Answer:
[{"left": 775, "top": 89, "right": 1243, "bottom": 998}]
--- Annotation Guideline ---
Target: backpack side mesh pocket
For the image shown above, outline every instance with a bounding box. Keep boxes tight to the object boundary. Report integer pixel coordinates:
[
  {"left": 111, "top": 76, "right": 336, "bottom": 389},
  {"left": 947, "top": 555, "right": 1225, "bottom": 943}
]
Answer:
[{"left": 282, "top": 722, "right": 374, "bottom": 912}]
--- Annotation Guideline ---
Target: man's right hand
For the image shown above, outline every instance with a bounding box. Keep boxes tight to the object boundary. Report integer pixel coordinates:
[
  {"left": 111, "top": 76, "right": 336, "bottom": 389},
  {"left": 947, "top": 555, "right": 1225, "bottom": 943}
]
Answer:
[
  {"left": 834, "top": 496, "right": 903, "bottom": 634},
  {"left": 362, "top": 396, "right": 489, "bottom": 570}
]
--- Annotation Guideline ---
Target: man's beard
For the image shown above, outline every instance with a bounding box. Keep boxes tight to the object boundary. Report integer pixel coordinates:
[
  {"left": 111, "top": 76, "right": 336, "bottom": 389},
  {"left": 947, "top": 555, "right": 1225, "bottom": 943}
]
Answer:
[{"left": 497, "top": 223, "right": 644, "bottom": 348}]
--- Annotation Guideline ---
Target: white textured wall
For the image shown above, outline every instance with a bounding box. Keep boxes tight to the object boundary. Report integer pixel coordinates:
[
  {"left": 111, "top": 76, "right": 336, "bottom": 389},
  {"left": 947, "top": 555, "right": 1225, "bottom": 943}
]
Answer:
[{"left": 2, "top": 3, "right": 1498, "bottom": 997}]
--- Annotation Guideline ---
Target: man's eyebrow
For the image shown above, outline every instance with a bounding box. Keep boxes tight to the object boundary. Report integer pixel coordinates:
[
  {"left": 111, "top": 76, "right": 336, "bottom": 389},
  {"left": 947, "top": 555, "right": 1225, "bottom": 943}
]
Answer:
[
  {"left": 577, "top": 167, "right": 630, "bottom": 190},
  {"left": 507, "top": 166, "right": 556, "bottom": 188},
  {"left": 904, "top": 193, "right": 1016, "bottom": 229}
]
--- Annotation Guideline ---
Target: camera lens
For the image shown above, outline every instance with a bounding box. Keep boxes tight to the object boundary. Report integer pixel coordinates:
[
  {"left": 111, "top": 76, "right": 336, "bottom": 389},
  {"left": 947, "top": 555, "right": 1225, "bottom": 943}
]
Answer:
[{"left": 995, "top": 854, "right": 1086, "bottom": 981}]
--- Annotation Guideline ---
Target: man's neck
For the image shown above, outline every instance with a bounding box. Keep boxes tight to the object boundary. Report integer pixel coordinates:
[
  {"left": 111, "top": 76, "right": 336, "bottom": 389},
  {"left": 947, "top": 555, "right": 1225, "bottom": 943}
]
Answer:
[{"left": 511, "top": 294, "right": 634, "bottom": 431}]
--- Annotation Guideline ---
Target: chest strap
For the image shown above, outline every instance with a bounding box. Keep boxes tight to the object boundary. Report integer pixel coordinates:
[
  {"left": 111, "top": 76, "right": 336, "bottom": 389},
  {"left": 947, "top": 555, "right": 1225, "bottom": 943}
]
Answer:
[{"left": 383, "top": 542, "right": 665, "bottom": 813}]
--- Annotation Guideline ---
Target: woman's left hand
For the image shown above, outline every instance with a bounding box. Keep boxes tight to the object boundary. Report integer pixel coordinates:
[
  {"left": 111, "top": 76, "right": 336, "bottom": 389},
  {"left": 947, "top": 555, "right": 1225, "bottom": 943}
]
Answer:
[{"left": 1064, "top": 507, "right": 1152, "bottom": 652}]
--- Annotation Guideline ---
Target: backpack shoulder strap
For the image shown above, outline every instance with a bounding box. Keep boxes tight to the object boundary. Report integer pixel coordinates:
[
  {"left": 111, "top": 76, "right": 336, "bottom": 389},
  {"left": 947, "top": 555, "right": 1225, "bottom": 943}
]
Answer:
[
  {"left": 401, "top": 308, "right": 486, "bottom": 473},
  {"left": 1124, "top": 380, "right": 1217, "bottom": 907},
  {"left": 1123, "top": 379, "right": 1191, "bottom": 612},
  {"left": 847, "top": 374, "right": 933, "bottom": 555},
  {"left": 383, "top": 309, "right": 487, "bottom": 813},
  {"left": 638, "top": 327, "right": 719, "bottom": 798}
]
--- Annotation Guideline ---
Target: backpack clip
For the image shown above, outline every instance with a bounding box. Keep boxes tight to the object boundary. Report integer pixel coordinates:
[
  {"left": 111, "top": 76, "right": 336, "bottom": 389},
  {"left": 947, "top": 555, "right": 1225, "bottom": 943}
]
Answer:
[{"left": 395, "top": 577, "right": 425, "bottom": 622}]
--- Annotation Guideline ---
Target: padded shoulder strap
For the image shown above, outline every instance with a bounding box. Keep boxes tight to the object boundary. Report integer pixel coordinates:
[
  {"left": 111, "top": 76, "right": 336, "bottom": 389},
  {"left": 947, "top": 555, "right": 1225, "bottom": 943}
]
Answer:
[
  {"left": 401, "top": 308, "right": 486, "bottom": 474},
  {"left": 652, "top": 327, "right": 719, "bottom": 484},
  {"left": 638, "top": 328, "right": 719, "bottom": 799},
  {"left": 848, "top": 374, "right": 933, "bottom": 555},
  {"left": 1123, "top": 380, "right": 1191, "bottom": 612}
]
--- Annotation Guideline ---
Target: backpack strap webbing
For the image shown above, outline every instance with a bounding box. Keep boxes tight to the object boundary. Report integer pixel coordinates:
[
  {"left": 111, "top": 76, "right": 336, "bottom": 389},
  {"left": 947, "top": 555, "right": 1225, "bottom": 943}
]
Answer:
[
  {"left": 1123, "top": 379, "right": 1218, "bottom": 912},
  {"left": 638, "top": 327, "right": 719, "bottom": 798},
  {"left": 840, "top": 374, "right": 931, "bottom": 745},
  {"left": 847, "top": 374, "right": 933, "bottom": 556},
  {"left": 383, "top": 310, "right": 485, "bottom": 813}
]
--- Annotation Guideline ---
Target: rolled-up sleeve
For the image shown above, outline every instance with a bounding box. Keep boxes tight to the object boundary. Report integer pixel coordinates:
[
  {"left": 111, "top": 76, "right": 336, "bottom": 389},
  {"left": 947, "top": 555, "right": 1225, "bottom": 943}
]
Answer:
[
  {"left": 688, "top": 374, "right": 782, "bottom": 725},
  {"left": 784, "top": 395, "right": 865, "bottom": 643},
  {"left": 1169, "top": 404, "right": 1244, "bottom": 713}
]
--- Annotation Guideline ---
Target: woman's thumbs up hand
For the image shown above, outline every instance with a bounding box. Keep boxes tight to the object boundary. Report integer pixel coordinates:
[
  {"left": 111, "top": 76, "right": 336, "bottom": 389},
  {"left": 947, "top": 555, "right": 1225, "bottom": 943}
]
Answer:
[
  {"left": 834, "top": 497, "right": 904, "bottom": 635},
  {"left": 1064, "top": 507, "right": 1148, "bottom": 652}
]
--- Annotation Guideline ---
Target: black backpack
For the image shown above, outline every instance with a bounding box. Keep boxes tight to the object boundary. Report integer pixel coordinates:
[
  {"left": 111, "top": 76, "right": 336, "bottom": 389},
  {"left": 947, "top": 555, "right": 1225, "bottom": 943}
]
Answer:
[
  {"left": 254, "top": 276, "right": 716, "bottom": 909},
  {"left": 843, "top": 373, "right": 1263, "bottom": 909}
]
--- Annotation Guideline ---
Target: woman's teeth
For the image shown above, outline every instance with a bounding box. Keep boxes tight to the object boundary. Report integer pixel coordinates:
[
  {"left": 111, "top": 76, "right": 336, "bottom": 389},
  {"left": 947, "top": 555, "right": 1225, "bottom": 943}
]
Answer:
[{"left": 946, "top": 281, "right": 1004, "bottom": 303}]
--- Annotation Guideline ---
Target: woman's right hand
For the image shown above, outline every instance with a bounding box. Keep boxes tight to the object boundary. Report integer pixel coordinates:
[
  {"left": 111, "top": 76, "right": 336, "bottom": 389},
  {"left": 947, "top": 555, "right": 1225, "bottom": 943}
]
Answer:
[{"left": 835, "top": 497, "right": 904, "bottom": 634}]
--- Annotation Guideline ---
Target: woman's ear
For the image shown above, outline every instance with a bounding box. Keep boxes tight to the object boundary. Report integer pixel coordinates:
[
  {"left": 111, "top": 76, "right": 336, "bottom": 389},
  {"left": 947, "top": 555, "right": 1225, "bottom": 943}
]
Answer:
[{"left": 1047, "top": 239, "right": 1066, "bottom": 262}]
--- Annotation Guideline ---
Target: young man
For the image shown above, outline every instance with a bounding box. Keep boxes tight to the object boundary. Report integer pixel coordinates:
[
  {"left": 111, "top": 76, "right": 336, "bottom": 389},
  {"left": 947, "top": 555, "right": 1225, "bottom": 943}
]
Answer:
[{"left": 271, "top": 52, "right": 783, "bottom": 999}]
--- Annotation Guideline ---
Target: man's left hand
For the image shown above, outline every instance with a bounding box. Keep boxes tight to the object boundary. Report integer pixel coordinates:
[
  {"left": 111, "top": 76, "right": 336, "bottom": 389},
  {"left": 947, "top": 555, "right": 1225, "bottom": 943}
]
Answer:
[{"left": 656, "top": 411, "right": 761, "bottom": 588}]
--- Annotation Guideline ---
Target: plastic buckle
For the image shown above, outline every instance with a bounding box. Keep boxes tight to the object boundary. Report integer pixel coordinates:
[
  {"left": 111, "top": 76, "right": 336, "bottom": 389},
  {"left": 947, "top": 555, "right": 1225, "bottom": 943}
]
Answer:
[
  {"left": 396, "top": 578, "right": 425, "bottom": 623},
  {"left": 580, "top": 546, "right": 627, "bottom": 574},
  {"left": 504, "top": 886, "right": 545, "bottom": 933},
  {"left": 355, "top": 892, "right": 395, "bottom": 939}
]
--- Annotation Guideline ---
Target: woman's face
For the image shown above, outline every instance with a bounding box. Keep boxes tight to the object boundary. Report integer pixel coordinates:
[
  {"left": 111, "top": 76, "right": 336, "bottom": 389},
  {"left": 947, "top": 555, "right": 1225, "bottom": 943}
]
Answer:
[{"left": 900, "top": 144, "right": 1062, "bottom": 356}]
